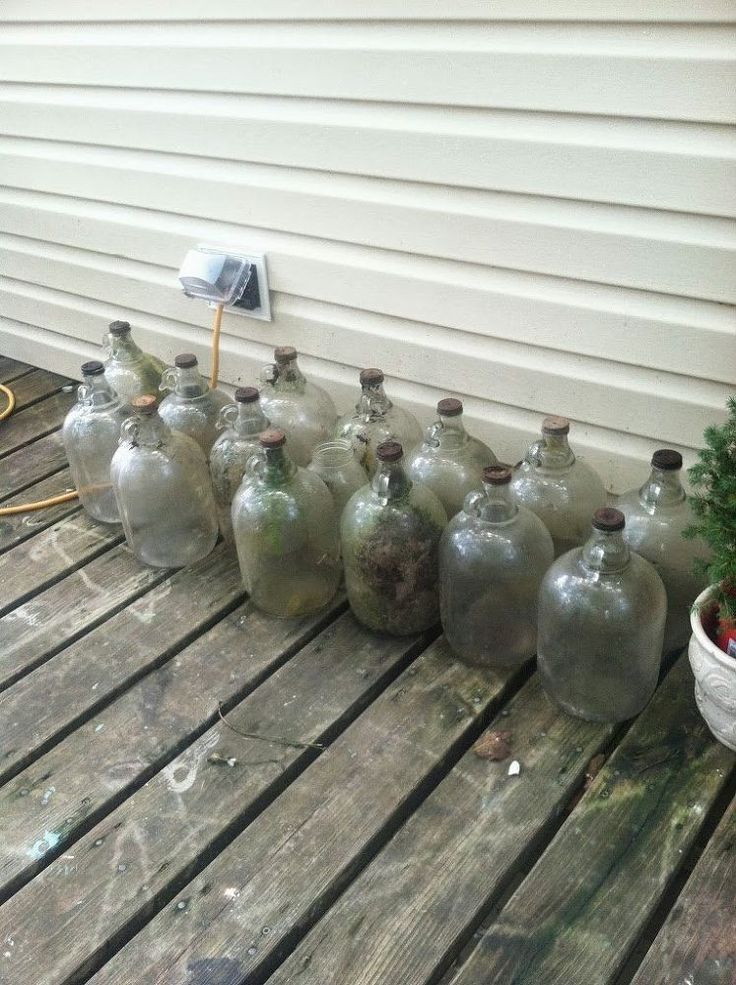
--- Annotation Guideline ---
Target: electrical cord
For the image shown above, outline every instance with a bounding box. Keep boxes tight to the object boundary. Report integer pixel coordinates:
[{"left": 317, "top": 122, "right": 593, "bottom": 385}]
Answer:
[{"left": 0, "top": 303, "right": 226, "bottom": 517}]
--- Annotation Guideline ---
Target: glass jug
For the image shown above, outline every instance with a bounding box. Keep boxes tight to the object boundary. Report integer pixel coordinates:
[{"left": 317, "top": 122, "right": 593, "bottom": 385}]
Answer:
[
  {"left": 209, "top": 386, "right": 269, "bottom": 542},
  {"left": 102, "top": 320, "right": 166, "bottom": 409},
  {"left": 618, "top": 449, "right": 709, "bottom": 654},
  {"left": 406, "top": 397, "right": 498, "bottom": 517},
  {"left": 231, "top": 428, "right": 341, "bottom": 618},
  {"left": 440, "top": 465, "right": 554, "bottom": 668},
  {"left": 158, "top": 353, "right": 231, "bottom": 455},
  {"left": 307, "top": 439, "right": 367, "bottom": 518},
  {"left": 537, "top": 508, "right": 667, "bottom": 722},
  {"left": 341, "top": 440, "right": 447, "bottom": 635},
  {"left": 511, "top": 416, "right": 606, "bottom": 557},
  {"left": 62, "top": 360, "right": 128, "bottom": 524},
  {"left": 111, "top": 395, "right": 219, "bottom": 568},
  {"left": 258, "top": 346, "right": 337, "bottom": 467},
  {"left": 337, "top": 368, "right": 423, "bottom": 476}
]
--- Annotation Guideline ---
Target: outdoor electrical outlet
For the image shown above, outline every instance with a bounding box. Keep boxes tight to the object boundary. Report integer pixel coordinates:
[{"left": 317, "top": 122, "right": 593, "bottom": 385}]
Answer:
[{"left": 178, "top": 245, "right": 272, "bottom": 322}]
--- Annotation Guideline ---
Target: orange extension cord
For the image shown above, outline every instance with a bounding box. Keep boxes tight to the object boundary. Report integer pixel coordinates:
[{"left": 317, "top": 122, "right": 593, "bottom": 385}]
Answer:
[{"left": 0, "top": 303, "right": 225, "bottom": 517}]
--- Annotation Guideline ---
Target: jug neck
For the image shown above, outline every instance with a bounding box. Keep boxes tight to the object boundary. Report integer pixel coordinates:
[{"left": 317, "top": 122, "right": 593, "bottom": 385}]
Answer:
[
  {"left": 123, "top": 405, "right": 170, "bottom": 448},
  {"left": 527, "top": 431, "right": 575, "bottom": 471},
  {"left": 262, "top": 354, "right": 306, "bottom": 393},
  {"left": 581, "top": 526, "right": 630, "bottom": 574},
  {"left": 163, "top": 363, "right": 208, "bottom": 399},
  {"left": 358, "top": 381, "right": 392, "bottom": 420},
  {"left": 371, "top": 456, "right": 412, "bottom": 504},
  {"left": 79, "top": 370, "right": 118, "bottom": 409},
  {"left": 426, "top": 409, "right": 468, "bottom": 450},
  {"left": 107, "top": 327, "right": 143, "bottom": 362},
  {"left": 234, "top": 399, "right": 268, "bottom": 436},
  {"left": 638, "top": 465, "right": 686, "bottom": 510},
  {"left": 258, "top": 443, "right": 298, "bottom": 484}
]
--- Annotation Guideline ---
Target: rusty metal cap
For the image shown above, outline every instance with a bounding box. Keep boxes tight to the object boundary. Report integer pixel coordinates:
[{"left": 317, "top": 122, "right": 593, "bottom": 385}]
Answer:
[
  {"left": 482, "top": 465, "right": 512, "bottom": 485},
  {"left": 360, "top": 368, "right": 384, "bottom": 386},
  {"left": 652, "top": 449, "right": 682, "bottom": 471},
  {"left": 108, "top": 320, "right": 131, "bottom": 336},
  {"left": 592, "top": 507, "right": 625, "bottom": 532},
  {"left": 131, "top": 395, "right": 158, "bottom": 415},
  {"left": 81, "top": 360, "right": 105, "bottom": 376},
  {"left": 437, "top": 397, "right": 463, "bottom": 417},
  {"left": 274, "top": 346, "right": 297, "bottom": 364},
  {"left": 174, "top": 352, "right": 198, "bottom": 369},
  {"left": 259, "top": 428, "right": 286, "bottom": 449},
  {"left": 235, "top": 386, "right": 259, "bottom": 403},
  {"left": 376, "top": 440, "right": 403, "bottom": 463},
  {"left": 542, "top": 416, "right": 570, "bottom": 436}
]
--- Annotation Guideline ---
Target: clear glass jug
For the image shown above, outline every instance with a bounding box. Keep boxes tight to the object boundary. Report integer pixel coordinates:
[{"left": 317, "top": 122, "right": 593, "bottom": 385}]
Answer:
[
  {"left": 102, "top": 320, "right": 166, "bottom": 409},
  {"left": 511, "top": 416, "right": 606, "bottom": 557},
  {"left": 440, "top": 466, "right": 554, "bottom": 668},
  {"left": 618, "top": 449, "right": 709, "bottom": 654},
  {"left": 307, "top": 439, "right": 367, "bottom": 518},
  {"left": 337, "top": 368, "right": 423, "bottom": 476},
  {"left": 258, "top": 346, "right": 337, "bottom": 467},
  {"left": 231, "top": 428, "right": 341, "bottom": 618},
  {"left": 341, "top": 440, "right": 447, "bottom": 635},
  {"left": 209, "top": 386, "right": 269, "bottom": 542},
  {"left": 62, "top": 360, "right": 128, "bottom": 524},
  {"left": 158, "top": 353, "right": 231, "bottom": 455},
  {"left": 537, "top": 508, "right": 667, "bottom": 722},
  {"left": 111, "top": 395, "right": 219, "bottom": 568},
  {"left": 406, "top": 397, "right": 498, "bottom": 517}
]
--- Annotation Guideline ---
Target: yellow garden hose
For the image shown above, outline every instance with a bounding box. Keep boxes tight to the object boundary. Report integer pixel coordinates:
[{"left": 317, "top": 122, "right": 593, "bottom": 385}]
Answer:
[{"left": 0, "top": 303, "right": 226, "bottom": 517}]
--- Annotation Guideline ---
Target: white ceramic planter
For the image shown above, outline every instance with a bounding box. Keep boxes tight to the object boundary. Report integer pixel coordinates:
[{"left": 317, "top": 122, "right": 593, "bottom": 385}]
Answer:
[{"left": 688, "top": 585, "right": 736, "bottom": 751}]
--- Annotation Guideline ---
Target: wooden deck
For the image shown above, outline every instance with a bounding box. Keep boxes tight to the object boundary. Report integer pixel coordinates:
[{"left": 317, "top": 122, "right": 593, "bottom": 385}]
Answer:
[{"left": 0, "top": 355, "right": 734, "bottom": 985}]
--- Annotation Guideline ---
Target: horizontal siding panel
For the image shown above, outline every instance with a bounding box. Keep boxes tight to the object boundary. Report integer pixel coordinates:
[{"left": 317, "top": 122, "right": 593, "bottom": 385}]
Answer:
[
  {"left": 2, "top": 91, "right": 734, "bottom": 216},
  {"left": 1, "top": 42, "right": 733, "bottom": 123},
  {"left": 0, "top": 277, "right": 727, "bottom": 454},
  {"left": 2, "top": 188, "right": 734, "bottom": 306},
  {"left": 1, "top": 235, "right": 733, "bottom": 386},
  {"left": 2, "top": 2, "right": 734, "bottom": 23}
]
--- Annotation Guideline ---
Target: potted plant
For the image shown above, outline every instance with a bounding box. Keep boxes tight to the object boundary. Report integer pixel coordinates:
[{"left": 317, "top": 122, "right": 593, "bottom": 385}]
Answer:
[{"left": 685, "top": 396, "right": 736, "bottom": 750}]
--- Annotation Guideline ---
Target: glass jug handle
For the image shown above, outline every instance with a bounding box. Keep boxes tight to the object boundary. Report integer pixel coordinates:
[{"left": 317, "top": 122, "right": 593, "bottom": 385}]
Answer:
[
  {"left": 245, "top": 450, "right": 266, "bottom": 479},
  {"left": 77, "top": 383, "right": 93, "bottom": 407},
  {"left": 526, "top": 438, "right": 545, "bottom": 467},
  {"left": 159, "top": 368, "right": 177, "bottom": 393},
  {"left": 217, "top": 403, "right": 239, "bottom": 431},
  {"left": 259, "top": 364, "right": 278, "bottom": 386},
  {"left": 101, "top": 333, "right": 112, "bottom": 359},
  {"left": 120, "top": 417, "right": 140, "bottom": 445},
  {"left": 424, "top": 420, "right": 443, "bottom": 448},
  {"left": 463, "top": 489, "right": 485, "bottom": 517}
]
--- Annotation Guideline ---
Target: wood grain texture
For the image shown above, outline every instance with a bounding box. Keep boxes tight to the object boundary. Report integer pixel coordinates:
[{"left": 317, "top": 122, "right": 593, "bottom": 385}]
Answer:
[
  {"left": 271, "top": 676, "right": 615, "bottom": 985},
  {"left": 4, "top": 367, "right": 74, "bottom": 412},
  {"left": 0, "top": 613, "right": 423, "bottom": 985},
  {"left": 0, "top": 545, "right": 243, "bottom": 786},
  {"left": 0, "top": 542, "right": 168, "bottom": 691},
  {"left": 0, "top": 468, "right": 80, "bottom": 555},
  {"left": 0, "top": 510, "right": 122, "bottom": 615},
  {"left": 0, "top": 595, "right": 347, "bottom": 911},
  {"left": 0, "top": 389, "right": 75, "bottom": 457},
  {"left": 448, "top": 657, "right": 736, "bottom": 985},
  {"left": 0, "top": 356, "right": 32, "bottom": 383},
  {"left": 86, "top": 638, "right": 524, "bottom": 985},
  {"left": 630, "top": 795, "right": 736, "bottom": 985},
  {"left": 0, "top": 430, "right": 69, "bottom": 500}
]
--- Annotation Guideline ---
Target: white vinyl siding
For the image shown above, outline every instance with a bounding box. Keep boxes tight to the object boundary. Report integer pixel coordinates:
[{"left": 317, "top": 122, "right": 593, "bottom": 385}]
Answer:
[{"left": 1, "top": 2, "right": 734, "bottom": 490}]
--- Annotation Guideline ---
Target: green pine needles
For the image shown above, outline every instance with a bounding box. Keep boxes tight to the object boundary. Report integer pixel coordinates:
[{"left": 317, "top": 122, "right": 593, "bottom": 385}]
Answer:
[{"left": 684, "top": 395, "right": 736, "bottom": 621}]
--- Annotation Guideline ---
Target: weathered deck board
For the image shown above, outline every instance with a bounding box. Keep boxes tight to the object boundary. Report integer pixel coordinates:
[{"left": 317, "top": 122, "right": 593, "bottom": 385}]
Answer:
[
  {"left": 271, "top": 675, "right": 616, "bottom": 985},
  {"left": 4, "top": 368, "right": 74, "bottom": 413},
  {"left": 0, "top": 545, "right": 243, "bottom": 786},
  {"left": 0, "top": 595, "right": 350, "bottom": 911},
  {"left": 0, "top": 613, "right": 425, "bottom": 985},
  {"left": 0, "top": 510, "right": 122, "bottom": 615},
  {"left": 631, "top": 795, "right": 736, "bottom": 985},
  {"left": 0, "top": 543, "right": 168, "bottom": 691},
  {"left": 86, "top": 639, "right": 525, "bottom": 985},
  {"left": 0, "top": 468, "right": 80, "bottom": 554},
  {"left": 0, "top": 357, "right": 32, "bottom": 384},
  {"left": 447, "top": 657, "right": 736, "bottom": 985},
  {"left": 0, "top": 389, "right": 76, "bottom": 458},
  {"left": 0, "top": 430, "right": 69, "bottom": 501}
]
